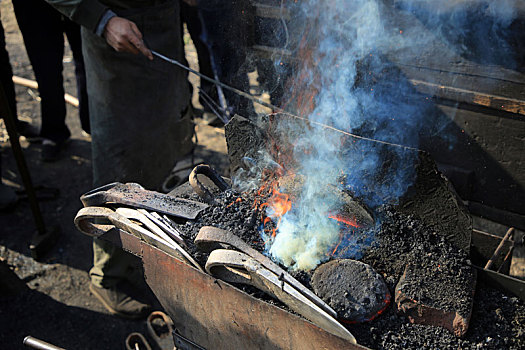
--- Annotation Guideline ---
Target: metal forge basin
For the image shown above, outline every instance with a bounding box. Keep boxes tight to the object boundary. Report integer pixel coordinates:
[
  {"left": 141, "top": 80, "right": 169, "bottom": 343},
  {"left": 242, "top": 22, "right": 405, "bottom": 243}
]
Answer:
[{"left": 101, "top": 227, "right": 368, "bottom": 350}]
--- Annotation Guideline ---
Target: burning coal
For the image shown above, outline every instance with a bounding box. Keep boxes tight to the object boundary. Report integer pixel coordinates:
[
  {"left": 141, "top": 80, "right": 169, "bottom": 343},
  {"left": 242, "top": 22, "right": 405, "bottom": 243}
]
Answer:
[{"left": 233, "top": 0, "right": 521, "bottom": 271}]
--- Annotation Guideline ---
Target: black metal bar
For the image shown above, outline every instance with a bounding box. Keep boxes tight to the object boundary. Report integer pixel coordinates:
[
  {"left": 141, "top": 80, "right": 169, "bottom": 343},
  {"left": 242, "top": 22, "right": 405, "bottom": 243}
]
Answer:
[{"left": 0, "top": 75, "right": 46, "bottom": 234}]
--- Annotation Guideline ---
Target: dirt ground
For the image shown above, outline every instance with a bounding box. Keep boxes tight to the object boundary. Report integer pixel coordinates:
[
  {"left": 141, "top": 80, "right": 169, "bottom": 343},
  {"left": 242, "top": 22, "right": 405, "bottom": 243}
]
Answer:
[{"left": 0, "top": 2, "right": 229, "bottom": 348}]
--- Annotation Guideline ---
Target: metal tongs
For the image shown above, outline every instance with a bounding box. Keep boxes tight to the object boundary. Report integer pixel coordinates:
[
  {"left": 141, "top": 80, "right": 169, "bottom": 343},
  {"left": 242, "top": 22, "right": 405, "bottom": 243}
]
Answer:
[
  {"left": 195, "top": 226, "right": 356, "bottom": 344},
  {"left": 75, "top": 206, "right": 203, "bottom": 272},
  {"left": 80, "top": 182, "right": 208, "bottom": 219}
]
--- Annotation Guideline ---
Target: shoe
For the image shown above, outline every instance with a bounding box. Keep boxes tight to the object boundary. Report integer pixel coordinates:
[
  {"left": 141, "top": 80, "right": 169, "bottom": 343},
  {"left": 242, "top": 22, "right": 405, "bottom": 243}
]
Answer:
[
  {"left": 41, "top": 138, "right": 67, "bottom": 162},
  {"left": 0, "top": 183, "right": 18, "bottom": 211},
  {"left": 17, "top": 120, "right": 41, "bottom": 142},
  {"left": 89, "top": 282, "right": 151, "bottom": 319}
]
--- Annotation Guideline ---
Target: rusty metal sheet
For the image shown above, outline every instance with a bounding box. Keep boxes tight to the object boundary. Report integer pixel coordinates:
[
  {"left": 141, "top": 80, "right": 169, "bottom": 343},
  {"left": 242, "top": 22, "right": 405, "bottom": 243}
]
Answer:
[
  {"left": 475, "top": 267, "right": 525, "bottom": 302},
  {"left": 103, "top": 229, "right": 369, "bottom": 350},
  {"left": 470, "top": 229, "right": 525, "bottom": 301}
]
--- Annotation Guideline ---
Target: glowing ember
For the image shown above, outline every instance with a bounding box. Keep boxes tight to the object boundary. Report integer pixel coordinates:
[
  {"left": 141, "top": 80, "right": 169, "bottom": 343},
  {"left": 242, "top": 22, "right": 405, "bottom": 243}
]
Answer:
[
  {"left": 328, "top": 214, "right": 360, "bottom": 228},
  {"left": 331, "top": 233, "right": 344, "bottom": 256},
  {"left": 328, "top": 214, "right": 360, "bottom": 256},
  {"left": 226, "top": 197, "right": 242, "bottom": 208}
]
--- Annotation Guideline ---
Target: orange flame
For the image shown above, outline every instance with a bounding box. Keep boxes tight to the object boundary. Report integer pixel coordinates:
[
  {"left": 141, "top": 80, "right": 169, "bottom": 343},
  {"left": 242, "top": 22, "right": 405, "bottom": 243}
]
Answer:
[
  {"left": 261, "top": 188, "right": 293, "bottom": 237},
  {"left": 269, "top": 190, "right": 292, "bottom": 217},
  {"left": 328, "top": 214, "right": 360, "bottom": 256}
]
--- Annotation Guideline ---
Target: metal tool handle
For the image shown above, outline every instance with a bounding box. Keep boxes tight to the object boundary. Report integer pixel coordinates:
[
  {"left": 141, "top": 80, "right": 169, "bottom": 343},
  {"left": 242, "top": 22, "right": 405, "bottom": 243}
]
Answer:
[
  {"left": 189, "top": 165, "right": 230, "bottom": 203},
  {"left": 74, "top": 207, "right": 116, "bottom": 237},
  {"left": 195, "top": 226, "right": 337, "bottom": 319},
  {"left": 125, "top": 333, "right": 152, "bottom": 350},
  {"left": 0, "top": 79, "right": 46, "bottom": 235},
  {"left": 205, "top": 249, "right": 256, "bottom": 285},
  {"left": 146, "top": 311, "right": 175, "bottom": 350},
  {"left": 75, "top": 207, "right": 204, "bottom": 272},
  {"left": 205, "top": 250, "right": 357, "bottom": 344},
  {"left": 80, "top": 182, "right": 208, "bottom": 219},
  {"left": 485, "top": 227, "right": 515, "bottom": 270},
  {"left": 116, "top": 208, "right": 204, "bottom": 272},
  {"left": 23, "top": 336, "right": 65, "bottom": 350},
  {"left": 79, "top": 182, "right": 123, "bottom": 207}
]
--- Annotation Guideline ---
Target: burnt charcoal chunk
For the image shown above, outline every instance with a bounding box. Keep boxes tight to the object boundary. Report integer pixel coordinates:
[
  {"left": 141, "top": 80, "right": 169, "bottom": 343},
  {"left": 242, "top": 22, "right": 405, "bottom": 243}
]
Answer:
[
  {"left": 311, "top": 259, "right": 390, "bottom": 322},
  {"left": 395, "top": 262, "right": 476, "bottom": 337},
  {"left": 225, "top": 115, "right": 267, "bottom": 176},
  {"left": 398, "top": 152, "right": 472, "bottom": 253}
]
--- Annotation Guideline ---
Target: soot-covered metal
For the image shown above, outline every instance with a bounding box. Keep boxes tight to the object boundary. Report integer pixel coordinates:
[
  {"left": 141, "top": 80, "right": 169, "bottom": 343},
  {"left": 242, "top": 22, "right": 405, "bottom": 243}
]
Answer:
[
  {"left": 169, "top": 170, "right": 523, "bottom": 349},
  {"left": 184, "top": 114, "right": 523, "bottom": 349}
]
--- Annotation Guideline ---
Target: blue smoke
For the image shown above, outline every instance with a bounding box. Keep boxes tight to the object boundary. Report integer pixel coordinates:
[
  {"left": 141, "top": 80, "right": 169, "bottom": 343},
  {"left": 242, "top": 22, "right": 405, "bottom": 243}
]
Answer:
[{"left": 251, "top": 0, "right": 520, "bottom": 270}]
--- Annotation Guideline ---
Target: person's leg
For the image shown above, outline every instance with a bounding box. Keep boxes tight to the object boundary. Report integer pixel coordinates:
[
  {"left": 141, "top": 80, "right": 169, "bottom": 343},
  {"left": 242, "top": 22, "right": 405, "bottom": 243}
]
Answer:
[
  {"left": 89, "top": 238, "right": 132, "bottom": 289},
  {"left": 63, "top": 19, "right": 90, "bottom": 135},
  {"left": 88, "top": 238, "right": 150, "bottom": 318},
  {"left": 2, "top": 21, "right": 38, "bottom": 139},
  {"left": 12, "top": 0, "right": 70, "bottom": 145},
  {"left": 0, "top": 20, "right": 17, "bottom": 121},
  {"left": 181, "top": 3, "right": 217, "bottom": 110},
  {"left": 0, "top": 16, "right": 36, "bottom": 137},
  {"left": 81, "top": 26, "right": 152, "bottom": 318},
  {"left": 199, "top": 2, "right": 255, "bottom": 118}
]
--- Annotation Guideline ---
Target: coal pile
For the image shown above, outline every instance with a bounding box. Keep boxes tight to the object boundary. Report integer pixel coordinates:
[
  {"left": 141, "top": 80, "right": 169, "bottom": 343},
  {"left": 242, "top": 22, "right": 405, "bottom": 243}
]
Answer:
[
  {"left": 172, "top": 186, "right": 524, "bottom": 349},
  {"left": 349, "top": 207, "right": 524, "bottom": 349},
  {"left": 362, "top": 207, "right": 475, "bottom": 318},
  {"left": 349, "top": 282, "right": 524, "bottom": 350},
  {"left": 173, "top": 185, "right": 263, "bottom": 267}
]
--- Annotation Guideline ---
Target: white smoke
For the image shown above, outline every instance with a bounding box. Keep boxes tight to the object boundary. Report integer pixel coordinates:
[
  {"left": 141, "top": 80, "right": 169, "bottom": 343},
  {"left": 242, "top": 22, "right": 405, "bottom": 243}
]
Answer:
[{"left": 252, "top": 0, "right": 520, "bottom": 271}]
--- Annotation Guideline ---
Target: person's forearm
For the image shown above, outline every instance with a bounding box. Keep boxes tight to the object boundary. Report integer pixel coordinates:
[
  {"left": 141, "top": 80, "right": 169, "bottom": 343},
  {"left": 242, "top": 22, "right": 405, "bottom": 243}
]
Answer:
[{"left": 45, "top": 0, "right": 108, "bottom": 32}]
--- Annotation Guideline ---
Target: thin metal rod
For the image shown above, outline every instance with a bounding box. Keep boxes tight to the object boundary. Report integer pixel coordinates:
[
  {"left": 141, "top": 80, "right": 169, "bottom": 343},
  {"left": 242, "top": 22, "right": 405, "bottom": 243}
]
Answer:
[
  {"left": 151, "top": 50, "right": 418, "bottom": 151},
  {"left": 199, "top": 94, "right": 223, "bottom": 122},
  {"left": 198, "top": 86, "right": 224, "bottom": 114},
  {"left": 153, "top": 50, "right": 274, "bottom": 112},
  {"left": 0, "top": 77, "right": 46, "bottom": 234},
  {"left": 23, "top": 336, "right": 65, "bottom": 350},
  {"left": 197, "top": 86, "right": 227, "bottom": 123}
]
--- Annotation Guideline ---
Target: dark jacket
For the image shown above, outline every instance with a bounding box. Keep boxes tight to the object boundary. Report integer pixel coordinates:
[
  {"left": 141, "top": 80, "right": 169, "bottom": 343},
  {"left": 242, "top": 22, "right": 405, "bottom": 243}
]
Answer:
[{"left": 45, "top": 0, "right": 163, "bottom": 32}]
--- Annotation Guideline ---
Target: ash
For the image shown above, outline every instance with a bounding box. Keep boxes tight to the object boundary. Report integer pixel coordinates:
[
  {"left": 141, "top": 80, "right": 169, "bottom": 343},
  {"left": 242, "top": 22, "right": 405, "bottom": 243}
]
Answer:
[
  {"left": 175, "top": 189, "right": 524, "bottom": 349},
  {"left": 350, "top": 282, "right": 524, "bottom": 350},
  {"left": 352, "top": 206, "right": 524, "bottom": 349},
  {"left": 363, "top": 207, "right": 475, "bottom": 317}
]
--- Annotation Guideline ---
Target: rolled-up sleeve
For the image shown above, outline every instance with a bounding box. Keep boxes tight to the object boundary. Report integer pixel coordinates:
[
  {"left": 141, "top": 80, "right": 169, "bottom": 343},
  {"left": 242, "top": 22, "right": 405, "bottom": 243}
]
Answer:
[
  {"left": 95, "top": 9, "right": 117, "bottom": 36},
  {"left": 45, "top": 0, "right": 109, "bottom": 32}
]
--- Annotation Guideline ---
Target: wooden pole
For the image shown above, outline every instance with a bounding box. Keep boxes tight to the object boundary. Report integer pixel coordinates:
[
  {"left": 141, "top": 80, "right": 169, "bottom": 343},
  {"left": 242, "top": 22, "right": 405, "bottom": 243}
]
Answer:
[
  {"left": 485, "top": 227, "right": 515, "bottom": 270},
  {"left": 12, "top": 75, "right": 79, "bottom": 107},
  {"left": 0, "top": 76, "right": 46, "bottom": 234}
]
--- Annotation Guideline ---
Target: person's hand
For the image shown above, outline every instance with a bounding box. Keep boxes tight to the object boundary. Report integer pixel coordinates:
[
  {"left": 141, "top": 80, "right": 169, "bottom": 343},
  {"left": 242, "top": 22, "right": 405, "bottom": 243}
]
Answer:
[{"left": 103, "top": 17, "right": 153, "bottom": 60}]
